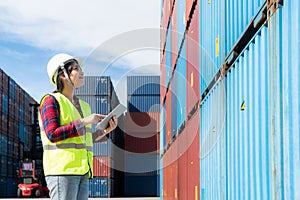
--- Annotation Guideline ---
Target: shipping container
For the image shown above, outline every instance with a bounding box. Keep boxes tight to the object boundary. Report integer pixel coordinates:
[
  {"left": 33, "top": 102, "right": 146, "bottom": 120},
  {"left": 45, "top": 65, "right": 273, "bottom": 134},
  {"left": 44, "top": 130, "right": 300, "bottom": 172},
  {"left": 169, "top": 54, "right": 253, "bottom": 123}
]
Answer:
[
  {"left": 175, "top": 39, "right": 187, "bottom": 128},
  {"left": 125, "top": 132, "right": 159, "bottom": 154},
  {"left": 89, "top": 177, "right": 112, "bottom": 197},
  {"left": 127, "top": 95, "right": 160, "bottom": 112},
  {"left": 125, "top": 153, "right": 159, "bottom": 175},
  {"left": 0, "top": 177, "right": 7, "bottom": 197},
  {"left": 75, "top": 76, "right": 112, "bottom": 95},
  {"left": 6, "top": 177, "right": 18, "bottom": 197},
  {"left": 186, "top": 3, "right": 200, "bottom": 115},
  {"left": 124, "top": 175, "right": 159, "bottom": 197},
  {"left": 127, "top": 76, "right": 160, "bottom": 95},
  {"left": 93, "top": 139, "right": 112, "bottom": 157},
  {"left": 125, "top": 112, "right": 160, "bottom": 133},
  {"left": 93, "top": 156, "right": 111, "bottom": 177}
]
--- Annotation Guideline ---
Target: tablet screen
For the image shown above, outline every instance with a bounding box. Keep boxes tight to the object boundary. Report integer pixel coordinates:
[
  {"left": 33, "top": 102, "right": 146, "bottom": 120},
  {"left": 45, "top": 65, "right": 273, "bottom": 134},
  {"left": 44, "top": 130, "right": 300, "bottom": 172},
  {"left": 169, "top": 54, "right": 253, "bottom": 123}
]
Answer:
[{"left": 95, "top": 104, "right": 126, "bottom": 130}]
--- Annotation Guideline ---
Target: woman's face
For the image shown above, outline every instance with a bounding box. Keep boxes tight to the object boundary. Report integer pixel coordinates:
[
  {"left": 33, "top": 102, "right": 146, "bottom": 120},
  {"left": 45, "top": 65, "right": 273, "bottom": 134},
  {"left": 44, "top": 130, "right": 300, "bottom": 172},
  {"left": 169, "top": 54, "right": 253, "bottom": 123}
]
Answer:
[{"left": 69, "top": 62, "right": 84, "bottom": 88}]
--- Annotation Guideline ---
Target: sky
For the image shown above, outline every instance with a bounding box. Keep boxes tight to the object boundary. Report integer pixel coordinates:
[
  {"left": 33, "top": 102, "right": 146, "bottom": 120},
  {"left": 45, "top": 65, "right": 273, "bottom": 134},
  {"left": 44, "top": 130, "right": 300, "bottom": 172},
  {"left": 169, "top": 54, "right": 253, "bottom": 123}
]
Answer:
[{"left": 0, "top": 0, "right": 161, "bottom": 105}]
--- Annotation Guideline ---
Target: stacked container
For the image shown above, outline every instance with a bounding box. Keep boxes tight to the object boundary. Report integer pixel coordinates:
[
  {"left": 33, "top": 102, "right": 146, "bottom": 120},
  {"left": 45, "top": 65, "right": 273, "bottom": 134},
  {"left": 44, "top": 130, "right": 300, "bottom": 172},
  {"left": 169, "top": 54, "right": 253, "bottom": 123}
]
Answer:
[
  {"left": 75, "top": 76, "right": 124, "bottom": 198},
  {"left": 161, "top": 0, "right": 300, "bottom": 199},
  {"left": 124, "top": 76, "right": 160, "bottom": 197},
  {"left": 0, "top": 68, "right": 36, "bottom": 197}
]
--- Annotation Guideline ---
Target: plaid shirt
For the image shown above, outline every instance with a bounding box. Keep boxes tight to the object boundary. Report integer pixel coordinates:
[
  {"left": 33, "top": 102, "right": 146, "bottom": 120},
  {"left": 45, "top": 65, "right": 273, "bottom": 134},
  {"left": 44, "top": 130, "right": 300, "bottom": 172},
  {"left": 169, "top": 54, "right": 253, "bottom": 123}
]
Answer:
[{"left": 40, "top": 94, "right": 107, "bottom": 143}]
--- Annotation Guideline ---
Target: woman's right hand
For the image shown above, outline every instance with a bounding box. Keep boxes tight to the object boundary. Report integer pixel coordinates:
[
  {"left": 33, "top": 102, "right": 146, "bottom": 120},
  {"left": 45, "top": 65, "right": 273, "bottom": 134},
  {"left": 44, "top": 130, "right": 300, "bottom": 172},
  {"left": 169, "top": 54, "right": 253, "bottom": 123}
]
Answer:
[{"left": 80, "top": 113, "right": 106, "bottom": 125}]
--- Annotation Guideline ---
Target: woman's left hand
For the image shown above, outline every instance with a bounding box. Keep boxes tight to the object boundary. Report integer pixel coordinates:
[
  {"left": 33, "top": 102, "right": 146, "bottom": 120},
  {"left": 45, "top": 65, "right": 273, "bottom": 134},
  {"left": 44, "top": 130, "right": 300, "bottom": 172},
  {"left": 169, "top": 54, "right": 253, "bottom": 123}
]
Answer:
[{"left": 104, "top": 116, "right": 118, "bottom": 134}]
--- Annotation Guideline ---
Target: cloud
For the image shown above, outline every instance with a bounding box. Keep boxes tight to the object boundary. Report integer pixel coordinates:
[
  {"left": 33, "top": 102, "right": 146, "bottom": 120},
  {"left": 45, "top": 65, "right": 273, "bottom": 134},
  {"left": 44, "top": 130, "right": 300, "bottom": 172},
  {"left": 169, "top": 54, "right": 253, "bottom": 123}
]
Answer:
[{"left": 0, "top": 0, "right": 161, "bottom": 55}]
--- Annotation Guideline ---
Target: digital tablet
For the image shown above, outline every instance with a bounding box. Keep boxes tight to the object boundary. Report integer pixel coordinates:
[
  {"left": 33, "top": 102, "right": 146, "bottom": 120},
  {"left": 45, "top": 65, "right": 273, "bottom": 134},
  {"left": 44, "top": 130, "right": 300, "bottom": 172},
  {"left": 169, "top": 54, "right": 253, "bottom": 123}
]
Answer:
[{"left": 95, "top": 104, "right": 127, "bottom": 130}]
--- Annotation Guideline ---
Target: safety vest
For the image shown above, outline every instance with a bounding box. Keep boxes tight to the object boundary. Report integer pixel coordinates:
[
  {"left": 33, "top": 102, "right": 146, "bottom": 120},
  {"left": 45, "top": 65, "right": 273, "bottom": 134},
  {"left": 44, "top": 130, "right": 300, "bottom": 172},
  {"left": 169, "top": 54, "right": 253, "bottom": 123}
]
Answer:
[{"left": 39, "top": 92, "right": 93, "bottom": 177}]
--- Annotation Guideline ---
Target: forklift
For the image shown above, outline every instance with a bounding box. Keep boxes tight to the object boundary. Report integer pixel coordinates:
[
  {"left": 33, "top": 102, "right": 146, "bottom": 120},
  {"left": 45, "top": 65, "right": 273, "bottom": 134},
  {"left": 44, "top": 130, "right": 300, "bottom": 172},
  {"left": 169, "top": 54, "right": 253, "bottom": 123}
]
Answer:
[{"left": 17, "top": 158, "right": 49, "bottom": 198}]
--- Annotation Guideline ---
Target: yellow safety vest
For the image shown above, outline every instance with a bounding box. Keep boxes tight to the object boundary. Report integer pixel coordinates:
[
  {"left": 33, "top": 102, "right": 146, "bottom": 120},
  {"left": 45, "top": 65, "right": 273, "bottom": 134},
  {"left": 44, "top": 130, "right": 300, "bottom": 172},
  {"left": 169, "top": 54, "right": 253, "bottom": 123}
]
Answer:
[{"left": 39, "top": 92, "right": 93, "bottom": 177}]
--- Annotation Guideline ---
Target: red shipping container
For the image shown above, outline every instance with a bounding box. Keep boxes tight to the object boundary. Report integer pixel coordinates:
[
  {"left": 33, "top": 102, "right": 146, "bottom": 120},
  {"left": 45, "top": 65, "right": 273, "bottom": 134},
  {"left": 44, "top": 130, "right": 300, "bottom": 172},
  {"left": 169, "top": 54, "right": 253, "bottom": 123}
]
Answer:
[
  {"left": 171, "top": 1, "right": 177, "bottom": 71},
  {"left": 186, "top": 3, "right": 200, "bottom": 115},
  {"left": 124, "top": 112, "right": 160, "bottom": 133},
  {"left": 187, "top": 110, "right": 200, "bottom": 200},
  {"left": 161, "top": 52, "right": 167, "bottom": 104},
  {"left": 178, "top": 151, "right": 188, "bottom": 200},
  {"left": 125, "top": 132, "right": 159, "bottom": 154},
  {"left": 165, "top": 90, "right": 172, "bottom": 146},
  {"left": 93, "top": 156, "right": 111, "bottom": 177},
  {"left": 186, "top": 0, "right": 195, "bottom": 23},
  {"left": 1, "top": 114, "right": 8, "bottom": 134}
]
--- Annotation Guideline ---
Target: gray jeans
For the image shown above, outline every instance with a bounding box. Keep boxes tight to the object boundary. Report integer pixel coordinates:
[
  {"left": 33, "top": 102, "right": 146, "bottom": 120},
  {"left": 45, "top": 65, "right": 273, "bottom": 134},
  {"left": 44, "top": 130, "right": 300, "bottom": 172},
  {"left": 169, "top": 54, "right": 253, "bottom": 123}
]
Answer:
[{"left": 46, "top": 175, "right": 89, "bottom": 200}]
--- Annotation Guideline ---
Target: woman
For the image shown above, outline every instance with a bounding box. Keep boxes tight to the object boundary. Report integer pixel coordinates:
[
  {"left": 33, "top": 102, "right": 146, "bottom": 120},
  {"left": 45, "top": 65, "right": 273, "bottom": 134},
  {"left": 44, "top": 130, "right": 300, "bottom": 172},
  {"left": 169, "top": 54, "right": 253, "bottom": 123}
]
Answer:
[{"left": 39, "top": 53, "right": 117, "bottom": 200}]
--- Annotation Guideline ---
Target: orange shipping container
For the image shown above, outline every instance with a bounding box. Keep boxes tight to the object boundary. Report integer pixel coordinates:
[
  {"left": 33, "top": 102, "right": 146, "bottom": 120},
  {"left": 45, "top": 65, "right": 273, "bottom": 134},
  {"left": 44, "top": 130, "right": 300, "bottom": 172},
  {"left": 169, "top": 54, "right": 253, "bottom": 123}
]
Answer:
[
  {"left": 186, "top": 2, "right": 200, "bottom": 115},
  {"left": 93, "top": 156, "right": 111, "bottom": 177}
]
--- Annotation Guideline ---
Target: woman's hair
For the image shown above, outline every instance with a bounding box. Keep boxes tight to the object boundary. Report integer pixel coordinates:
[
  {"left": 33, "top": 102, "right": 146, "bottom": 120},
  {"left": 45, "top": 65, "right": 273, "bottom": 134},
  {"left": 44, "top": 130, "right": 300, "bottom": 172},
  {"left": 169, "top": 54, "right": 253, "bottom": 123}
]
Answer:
[{"left": 56, "top": 60, "right": 77, "bottom": 92}]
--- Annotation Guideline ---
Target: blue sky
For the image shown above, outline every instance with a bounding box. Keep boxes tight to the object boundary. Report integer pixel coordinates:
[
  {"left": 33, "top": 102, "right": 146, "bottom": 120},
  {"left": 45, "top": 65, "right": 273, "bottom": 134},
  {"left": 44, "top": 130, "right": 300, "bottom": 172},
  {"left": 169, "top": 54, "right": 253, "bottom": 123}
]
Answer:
[{"left": 0, "top": 0, "right": 161, "bottom": 104}]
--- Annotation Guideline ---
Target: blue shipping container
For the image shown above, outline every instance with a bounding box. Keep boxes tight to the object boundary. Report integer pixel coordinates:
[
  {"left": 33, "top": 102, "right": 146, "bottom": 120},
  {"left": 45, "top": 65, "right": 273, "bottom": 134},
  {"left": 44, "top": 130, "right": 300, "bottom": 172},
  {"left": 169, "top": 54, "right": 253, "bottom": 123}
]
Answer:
[
  {"left": 127, "top": 76, "right": 160, "bottom": 95},
  {"left": 93, "top": 139, "right": 111, "bottom": 157},
  {"left": 124, "top": 175, "right": 159, "bottom": 197},
  {"left": 128, "top": 95, "right": 160, "bottom": 112},
  {"left": 89, "top": 177, "right": 110, "bottom": 197}
]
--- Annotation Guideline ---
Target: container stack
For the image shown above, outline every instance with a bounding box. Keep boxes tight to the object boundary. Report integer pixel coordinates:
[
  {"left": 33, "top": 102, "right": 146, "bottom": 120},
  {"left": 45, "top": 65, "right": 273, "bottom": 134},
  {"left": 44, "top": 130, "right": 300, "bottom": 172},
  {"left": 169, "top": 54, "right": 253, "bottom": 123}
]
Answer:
[
  {"left": 75, "top": 76, "right": 124, "bottom": 198},
  {"left": 0, "top": 68, "right": 37, "bottom": 197},
  {"left": 161, "top": 0, "right": 300, "bottom": 199},
  {"left": 124, "top": 76, "right": 160, "bottom": 197}
]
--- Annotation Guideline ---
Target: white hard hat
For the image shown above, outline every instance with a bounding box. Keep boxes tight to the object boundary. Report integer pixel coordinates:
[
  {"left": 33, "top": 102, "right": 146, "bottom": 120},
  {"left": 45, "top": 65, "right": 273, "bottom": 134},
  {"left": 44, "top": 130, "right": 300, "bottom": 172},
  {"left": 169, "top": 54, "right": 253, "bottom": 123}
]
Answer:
[{"left": 47, "top": 53, "right": 83, "bottom": 85}]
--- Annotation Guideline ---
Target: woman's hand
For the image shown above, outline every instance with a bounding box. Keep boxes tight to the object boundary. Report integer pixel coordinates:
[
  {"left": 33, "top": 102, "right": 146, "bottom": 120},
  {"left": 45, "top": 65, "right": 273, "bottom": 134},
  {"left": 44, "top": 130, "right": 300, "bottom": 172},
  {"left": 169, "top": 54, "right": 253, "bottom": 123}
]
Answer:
[
  {"left": 80, "top": 113, "right": 106, "bottom": 125},
  {"left": 104, "top": 116, "right": 118, "bottom": 134}
]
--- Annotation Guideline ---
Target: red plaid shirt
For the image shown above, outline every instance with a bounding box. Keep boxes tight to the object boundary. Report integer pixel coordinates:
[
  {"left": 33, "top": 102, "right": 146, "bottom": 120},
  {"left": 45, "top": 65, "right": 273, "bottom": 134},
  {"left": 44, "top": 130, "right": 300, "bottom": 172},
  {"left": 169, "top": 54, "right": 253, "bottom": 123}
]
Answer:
[{"left": 40, "top": 94, "right": 107, "bottom": 143}]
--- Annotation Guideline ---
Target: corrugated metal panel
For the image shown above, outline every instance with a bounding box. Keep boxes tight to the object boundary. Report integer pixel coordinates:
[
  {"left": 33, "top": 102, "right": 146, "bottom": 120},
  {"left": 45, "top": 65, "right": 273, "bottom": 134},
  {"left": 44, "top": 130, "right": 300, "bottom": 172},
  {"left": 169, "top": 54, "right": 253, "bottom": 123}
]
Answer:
[
  {"left": 89, "top": 177, "right": 111, "bottom": 197},
  {"left": 128, "top": 95, "right": 160, "bottom": 112},
  {"left": 93, "top": 156, "right": 111, "bottom": 177},
  {"left": 125, "top": 112, "right": 159, "bottom": 133},
  {"left": 161, "top": 53, "right": 167, "bottom": 104},
  {"left": 187, "top": 110, "right": 199, "bottom": 200},
  {"left": 177, "top": 0, "right": 186, "bottom": 51},
  {"left": 165, "top": 91, "right": 171, "bottom": 147},
  {"left": 127, "top": 76, "right": 160, "bottom": 95},
  {"left": 75, "top": 76, "right": 112, "bottom": 95},
  {"left": 171, "top": 83, "right": 177, "bottom": 138},
  {"left": 269, "top": 1, "right": 300, "bottom": 199},
  {"left": 125, "top": 153, "right": 158, "bottom": 175},
  {"left": 0, "top": 177, "right": 7, "bottom": 197},
  {"left": 175, "top": 39, "right": 187, "bottom": 129},
  {"left": 171, "top": 3, "right": 178, "bottom": 69},
  {"left": 160, "top": 103, "right": 166, "bottom": 154},
  {"left": 93, "top": 139, "right": 111, "bottom": 157},
  {"left": 199, "top": 0, "right": 225, "bottom": 94},
  {"left": 6, "top": 178, "right": 18, "bottom": 197},
  {"left": 124, "top": 175, "right": 159, "bottom": 197},
  {"left": 200, "top": 80, "right": 226, "bottom": 200},
  {"left": 166, "top": 25, "right": 173, "bottom": 87},
  {"left": 125, "top": 132, "right": 159, "bottom": 154},
  {"left": 186, "top": 0, "right": 195, "bottom": 23},
  {"left": 96, "top": 96, "right": 110, "bottom": 114},
  {"left": 1, "top": 93, "right": 8, "bottom": 115},
  {"left": 0, "top": 155, "right": 7, "bottom": 176},
  {"left": 186, "top": 3, "right": 199, "bottom": 115},
  {"left": 225, "top": 0, "right": 265, "bottom": 54}
]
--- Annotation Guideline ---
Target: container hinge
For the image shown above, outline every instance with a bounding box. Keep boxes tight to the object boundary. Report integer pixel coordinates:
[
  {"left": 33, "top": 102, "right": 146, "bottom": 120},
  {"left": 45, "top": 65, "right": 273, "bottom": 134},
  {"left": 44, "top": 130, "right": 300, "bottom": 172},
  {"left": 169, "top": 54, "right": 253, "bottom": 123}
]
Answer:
[{"left": 267, "top": 0, "right": 283, "bottom": 17}]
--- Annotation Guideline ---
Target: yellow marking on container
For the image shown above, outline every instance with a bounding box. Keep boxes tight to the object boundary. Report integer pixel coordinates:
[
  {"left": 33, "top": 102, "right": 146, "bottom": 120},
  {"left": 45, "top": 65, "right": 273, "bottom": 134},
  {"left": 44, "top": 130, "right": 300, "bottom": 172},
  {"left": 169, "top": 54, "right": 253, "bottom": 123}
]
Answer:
[
  {"left": 241, "top": 101, "right": 245, "bottom": 110},
  {"left": 216, "top": 37, "right": 219, "bottom": 57},
  {"left": 195, "top": 185, "right": 199, "bottom": 200},
  {"left": 175, "top": 188, "right": 178, "bottom": 199},
  {"left": 163, "top": 189, "right": 166, "bottom": 197},
  {"left": 208, "top": 0, "right": 211, "bottom": 4},
  {"left": 191, "top": 71, "right": 194, "bottom": 87},
  {"left": 168, "top": 130, "right": 171, "bottom": 136}
]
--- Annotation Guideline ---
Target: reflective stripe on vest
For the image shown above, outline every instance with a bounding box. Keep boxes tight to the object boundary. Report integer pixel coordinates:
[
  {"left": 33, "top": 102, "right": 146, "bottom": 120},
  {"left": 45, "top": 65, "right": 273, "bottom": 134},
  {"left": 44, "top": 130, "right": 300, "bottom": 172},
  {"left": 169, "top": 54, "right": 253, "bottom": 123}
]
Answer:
[{"left": 43, "top": 143, "right": 93, "bottom": 151}]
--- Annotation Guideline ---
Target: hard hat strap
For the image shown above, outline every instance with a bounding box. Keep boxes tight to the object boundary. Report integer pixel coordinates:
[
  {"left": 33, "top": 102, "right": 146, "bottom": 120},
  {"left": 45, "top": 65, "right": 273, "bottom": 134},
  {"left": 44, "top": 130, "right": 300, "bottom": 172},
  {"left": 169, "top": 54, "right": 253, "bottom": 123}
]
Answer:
[{"left": 59, "top": 63, "right": 76, "bottom": 92}]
